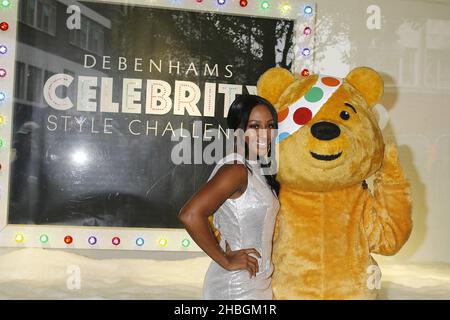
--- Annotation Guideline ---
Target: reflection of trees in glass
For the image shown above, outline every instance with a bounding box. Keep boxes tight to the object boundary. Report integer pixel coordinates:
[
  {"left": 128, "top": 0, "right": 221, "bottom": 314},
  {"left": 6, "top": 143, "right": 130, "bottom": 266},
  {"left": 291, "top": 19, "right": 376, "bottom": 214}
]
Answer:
[
  {"left": 314, "top": 14, "right": 350, "bottom": 66},
  {"left": 275, "top": 20, "right": 295, "bottom": 69},
  {"left": 101, "top": 5, "right": 293, "bottom": 84},
  {"left": 170, "top": 12, "right": 294, "bottom": 83}
]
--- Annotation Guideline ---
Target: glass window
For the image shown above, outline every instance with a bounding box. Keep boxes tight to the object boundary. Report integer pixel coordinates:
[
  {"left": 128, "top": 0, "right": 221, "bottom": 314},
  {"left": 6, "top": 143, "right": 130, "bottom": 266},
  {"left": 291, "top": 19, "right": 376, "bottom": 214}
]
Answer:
[
  {"left": 19, "top": 0, "right": 36, "bottom": 26},
  {"left": 69, "top": 16, "right": 105, "bottom": 55},
  {"left": 438, "top": 50, "right": 450, "bottom": 89},
  {"left": 80, "top": 17, "right": 89, "bottom": 49},
  {"left": 39, "top": 1, "right": 56, "bottom": 35},
  {"left": 26, "top": 65, "right": 43, "bottom": 103},
  {"left": 400, "top": 48, "right": 418, "bottom": 86},
  {"left": 19, "top": 0, "right": 56, "bottom": 36},
  {"left": 14, "top": 62, "right": 26, "bottom": 100}
]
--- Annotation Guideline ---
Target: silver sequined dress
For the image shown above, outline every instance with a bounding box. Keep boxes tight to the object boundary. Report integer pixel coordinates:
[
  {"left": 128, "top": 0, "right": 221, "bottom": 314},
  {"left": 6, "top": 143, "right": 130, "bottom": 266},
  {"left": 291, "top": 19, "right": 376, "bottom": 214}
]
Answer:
[{"left": 202, "top": 153, "right": 280, "bottom": 300}]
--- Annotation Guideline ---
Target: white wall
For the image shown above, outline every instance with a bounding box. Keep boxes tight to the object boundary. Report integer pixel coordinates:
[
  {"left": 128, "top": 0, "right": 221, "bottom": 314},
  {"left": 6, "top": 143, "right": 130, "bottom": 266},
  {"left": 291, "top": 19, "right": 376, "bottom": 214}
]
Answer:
[{"left": 313, "top": 0, "right": 450, "bottom": 263}]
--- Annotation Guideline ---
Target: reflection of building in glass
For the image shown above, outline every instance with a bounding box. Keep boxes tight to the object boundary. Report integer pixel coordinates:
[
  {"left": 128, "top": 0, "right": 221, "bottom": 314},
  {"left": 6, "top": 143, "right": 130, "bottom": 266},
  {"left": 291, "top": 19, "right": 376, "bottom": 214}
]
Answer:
[
  {"left": 14, "top": 58, "right": 71, "bottom": 106},
  {"left": 424, "top": 19, "right": 450, "bottom": 90},
  {"left": 15, "top": 0, "right": 109, "bottom": 106},
  {"left": 68, "top": 12, "right": 105, "bottom": 55},
  {"left": 19, "top": 0, "right": 106, "bottom": 54},
  {"left": 19, "top": 0, "right": 57, "bottom": 35},
  {"left": 9, "top": 1, "right": 295, "bottom": 228},
  {"left": 395, "top": 19, "right": 450, "bottom": 90},
  {"left": 314, "top": 1, "right": 450, "bottom": 93},
  {"left": 10, "top": 0, "right": 110, "bottom": 225},
  {"left": 377, "top": 19, "right": 450, "bottom": 91}
]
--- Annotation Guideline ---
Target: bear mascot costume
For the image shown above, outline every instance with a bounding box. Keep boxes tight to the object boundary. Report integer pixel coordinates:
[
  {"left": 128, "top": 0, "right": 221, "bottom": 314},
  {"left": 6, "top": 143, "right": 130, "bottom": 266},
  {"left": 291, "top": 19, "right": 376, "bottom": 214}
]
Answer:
[{"left": 256, "top": 67, "right": 413, "bottom": 299}]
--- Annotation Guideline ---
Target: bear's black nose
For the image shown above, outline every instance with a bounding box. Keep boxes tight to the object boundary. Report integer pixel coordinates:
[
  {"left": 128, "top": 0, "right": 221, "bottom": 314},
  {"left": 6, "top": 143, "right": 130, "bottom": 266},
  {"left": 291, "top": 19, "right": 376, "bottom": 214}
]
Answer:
[{"left": 311, "top": 122, "right": 341, "bottom": 140}]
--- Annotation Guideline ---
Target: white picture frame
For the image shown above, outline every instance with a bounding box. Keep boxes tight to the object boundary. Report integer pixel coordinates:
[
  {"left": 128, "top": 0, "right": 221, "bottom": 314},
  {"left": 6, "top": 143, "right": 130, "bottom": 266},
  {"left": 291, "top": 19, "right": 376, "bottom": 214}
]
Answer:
[{"left": 0, "top": 0, "right": 316, "bottom": 251}]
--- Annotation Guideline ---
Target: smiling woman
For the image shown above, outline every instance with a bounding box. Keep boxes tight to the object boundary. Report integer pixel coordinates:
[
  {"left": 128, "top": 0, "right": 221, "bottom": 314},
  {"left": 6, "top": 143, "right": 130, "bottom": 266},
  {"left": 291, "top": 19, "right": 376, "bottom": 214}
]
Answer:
[{"left": 179, "top": 94, "right": 281, "bottom": 300}]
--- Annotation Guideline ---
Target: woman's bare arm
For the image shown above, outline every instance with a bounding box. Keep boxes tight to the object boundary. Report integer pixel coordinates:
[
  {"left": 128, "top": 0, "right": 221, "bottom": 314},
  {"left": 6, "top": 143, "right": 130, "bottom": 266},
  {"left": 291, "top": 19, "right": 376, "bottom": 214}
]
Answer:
[{"left": 179, "top": 163, "right": 261, "bottom": 277}]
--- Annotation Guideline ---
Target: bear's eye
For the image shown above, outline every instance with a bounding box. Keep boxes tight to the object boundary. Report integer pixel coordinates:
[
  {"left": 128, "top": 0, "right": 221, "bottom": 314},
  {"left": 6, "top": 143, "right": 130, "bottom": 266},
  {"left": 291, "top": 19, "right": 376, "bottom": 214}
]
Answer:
[{"left": 340, "top": 111, "right": 350, "bottom": 120}]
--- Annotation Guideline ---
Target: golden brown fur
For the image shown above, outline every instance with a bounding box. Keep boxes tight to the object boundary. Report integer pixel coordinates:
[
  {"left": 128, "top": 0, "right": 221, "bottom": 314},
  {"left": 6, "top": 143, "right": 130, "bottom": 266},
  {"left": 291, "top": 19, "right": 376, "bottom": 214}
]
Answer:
[{"left": 257, "top": 67, "right": 413, "bottom": 299}]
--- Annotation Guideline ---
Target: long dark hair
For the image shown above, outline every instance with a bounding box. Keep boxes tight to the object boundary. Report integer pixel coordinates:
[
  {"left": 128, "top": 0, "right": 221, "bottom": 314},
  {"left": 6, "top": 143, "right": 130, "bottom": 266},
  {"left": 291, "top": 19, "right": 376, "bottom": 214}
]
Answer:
[{"left": 226, "top": 94, "right": 280, "bottom": 196}]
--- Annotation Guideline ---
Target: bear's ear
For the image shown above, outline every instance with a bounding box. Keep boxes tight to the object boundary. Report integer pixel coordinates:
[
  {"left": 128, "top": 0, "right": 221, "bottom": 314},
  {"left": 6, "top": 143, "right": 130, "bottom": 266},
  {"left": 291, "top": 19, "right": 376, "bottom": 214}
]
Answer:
[
  {"left": 345, "top": 67, "right": 383, "bottom": 108},
  {"left": 257, "top": 67, "right": 295, "bottom": 105}
]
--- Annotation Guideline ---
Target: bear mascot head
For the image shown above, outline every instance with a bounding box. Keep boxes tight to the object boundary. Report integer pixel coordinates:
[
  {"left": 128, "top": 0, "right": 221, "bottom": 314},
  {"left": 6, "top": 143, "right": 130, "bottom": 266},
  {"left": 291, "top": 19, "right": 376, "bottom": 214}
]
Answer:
[{"left": 257, "top": 67, "right": 413, "bottom": 299}]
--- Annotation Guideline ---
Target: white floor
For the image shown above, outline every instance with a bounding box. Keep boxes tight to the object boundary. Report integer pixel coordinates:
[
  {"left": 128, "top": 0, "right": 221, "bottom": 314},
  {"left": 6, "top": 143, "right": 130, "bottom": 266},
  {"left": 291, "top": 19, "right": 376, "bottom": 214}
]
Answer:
[{"left": 0, "top": 248, "right": 449, "bottom": 300}]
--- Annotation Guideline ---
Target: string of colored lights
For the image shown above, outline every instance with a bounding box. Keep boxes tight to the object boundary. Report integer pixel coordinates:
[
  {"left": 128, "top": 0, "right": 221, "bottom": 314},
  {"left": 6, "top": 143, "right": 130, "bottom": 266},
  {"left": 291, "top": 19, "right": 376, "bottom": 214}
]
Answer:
[
  {"left": 0, "top": 22, "right": 6, "bottom": 104},
  {"left": 14, "top": 232, "right": 192, "bottom": 248},
  {"left": 294, "top": 4, "right": 315, "bottom": 77},
  {"left": 0, "top": 0, "right": 10, "bottom": 169},
  {"left": 192, "top": 0, "right": 298, "bottom": 14}
]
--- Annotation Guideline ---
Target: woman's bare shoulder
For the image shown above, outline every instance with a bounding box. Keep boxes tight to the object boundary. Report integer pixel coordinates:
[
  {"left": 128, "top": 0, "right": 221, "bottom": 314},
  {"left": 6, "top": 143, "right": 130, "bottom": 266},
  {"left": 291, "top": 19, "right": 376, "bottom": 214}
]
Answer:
[
  {"left": 215, "top": 161, "right": 248, "bottom": 182},
  {"left": 212, "top": 162, "right": 248, "bottom": 198}
]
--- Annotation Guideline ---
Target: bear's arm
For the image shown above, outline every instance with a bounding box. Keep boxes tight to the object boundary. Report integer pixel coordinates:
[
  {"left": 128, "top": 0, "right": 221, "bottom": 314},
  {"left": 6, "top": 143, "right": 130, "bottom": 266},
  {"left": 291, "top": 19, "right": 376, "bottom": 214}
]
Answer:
[{"left": 363, "top": 142, "right": 413, "bottom": 256}]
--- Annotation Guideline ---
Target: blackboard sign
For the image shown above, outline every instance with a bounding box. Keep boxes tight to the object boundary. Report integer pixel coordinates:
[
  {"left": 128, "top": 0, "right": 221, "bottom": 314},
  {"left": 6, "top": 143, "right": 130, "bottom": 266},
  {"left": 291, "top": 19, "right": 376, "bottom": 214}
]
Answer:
[{"left": 8, "top": 0, "right": 295, "bottom": 230}]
